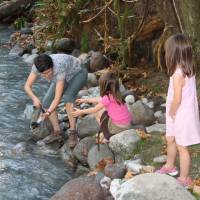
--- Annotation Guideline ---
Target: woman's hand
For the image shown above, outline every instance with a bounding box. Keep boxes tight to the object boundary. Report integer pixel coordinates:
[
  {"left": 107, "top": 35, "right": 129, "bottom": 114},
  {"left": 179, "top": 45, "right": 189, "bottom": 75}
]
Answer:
[
  {"left": 75, "top": 98, "right": 87, "bottom": 105},
  {"left": 40, "top": 110, "right": 51, "bottom": 120},
  {"left": 33, "top": 97, "right": 42, "bottom": 108},
  {"left": 72, "top": 108, "right": 84, "bottom": 117}
]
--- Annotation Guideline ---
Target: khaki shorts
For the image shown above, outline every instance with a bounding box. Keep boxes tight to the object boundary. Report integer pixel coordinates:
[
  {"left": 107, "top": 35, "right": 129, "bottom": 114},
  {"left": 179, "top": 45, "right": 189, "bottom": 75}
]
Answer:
[
  {"left": 108, "top": 118, "right": 130, "bottom": 135},
  {"left": 100, "top": 111, "right": 130, "bottom": 140}
]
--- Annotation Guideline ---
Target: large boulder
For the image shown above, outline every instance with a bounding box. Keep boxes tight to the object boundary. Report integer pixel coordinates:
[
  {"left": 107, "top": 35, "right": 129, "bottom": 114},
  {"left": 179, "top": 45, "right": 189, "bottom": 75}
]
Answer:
[
  {"left": 30, "top": 107, "right": 53, "bottom": 140},
  {"left": 114, "top": 173, "right": 195, "bottom": 200},
  {"left": 87, "top": 144, "right": 114, "bottom": 170},
  {"left": 129, "top": 100, "right": 155, "bottom": 126},
  {"left": 89, "top": 51, "right": 109, "bottom": 72},
  {"left": 77, "top": 115, "right": 99, "bottom": 139},
  {"left": 50, "top": 176, "right": 104, "bottom": 200},
  {"left": 53, "top": 38, "right": 75, "bottom": 54},
  {"left": 109, "top": 129, "right": 141, "bottom": 162},
  {"left": 73, "top": 136, "right": 96, "bottom": 165}
]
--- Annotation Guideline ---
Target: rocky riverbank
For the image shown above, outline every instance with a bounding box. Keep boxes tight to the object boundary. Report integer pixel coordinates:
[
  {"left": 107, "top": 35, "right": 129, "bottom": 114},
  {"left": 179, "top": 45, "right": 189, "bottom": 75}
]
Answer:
[{"left": 10, "top": 27, "right": 200, "bottom": 199}]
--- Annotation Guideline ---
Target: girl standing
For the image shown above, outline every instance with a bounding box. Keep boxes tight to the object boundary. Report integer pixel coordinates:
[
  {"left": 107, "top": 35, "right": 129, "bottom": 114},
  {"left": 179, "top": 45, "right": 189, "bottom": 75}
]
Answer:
[
  {"left": 72, "top": 72, "right": 132, "bottom": 142},
  {"left": 156, "top": 34, "right": 200, "bottom": 188}
]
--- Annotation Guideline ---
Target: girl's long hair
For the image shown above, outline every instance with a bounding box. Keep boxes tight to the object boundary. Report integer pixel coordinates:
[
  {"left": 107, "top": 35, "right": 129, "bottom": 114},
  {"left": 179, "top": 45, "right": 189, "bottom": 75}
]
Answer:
[
  {"left": 99, "top": 72, "right": 125, "bottom": 104},
  {"left": 165, "top": 34, "right": 195, "bottom": 77}
]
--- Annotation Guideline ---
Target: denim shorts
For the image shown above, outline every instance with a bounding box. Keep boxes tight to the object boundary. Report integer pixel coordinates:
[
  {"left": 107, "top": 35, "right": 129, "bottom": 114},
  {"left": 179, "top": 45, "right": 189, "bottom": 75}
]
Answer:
[{"left": 42, "top": 67, "right": 88, "bottom": 108}]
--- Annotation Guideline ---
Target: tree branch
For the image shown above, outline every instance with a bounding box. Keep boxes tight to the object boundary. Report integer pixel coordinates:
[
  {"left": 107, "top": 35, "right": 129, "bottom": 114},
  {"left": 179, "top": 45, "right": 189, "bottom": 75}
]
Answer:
[
  {"left": 170, "top": 0, "right": 184, "bottom": 33},
  {"left": 80, "top": 0, "right": 113, "bottom": 24}
]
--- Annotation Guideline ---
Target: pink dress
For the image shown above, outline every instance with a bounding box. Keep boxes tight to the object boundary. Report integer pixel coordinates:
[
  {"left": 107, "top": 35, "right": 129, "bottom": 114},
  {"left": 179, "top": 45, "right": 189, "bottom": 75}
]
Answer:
[{"left": 166, "top": 68, "right": 200, "bottom": 146}]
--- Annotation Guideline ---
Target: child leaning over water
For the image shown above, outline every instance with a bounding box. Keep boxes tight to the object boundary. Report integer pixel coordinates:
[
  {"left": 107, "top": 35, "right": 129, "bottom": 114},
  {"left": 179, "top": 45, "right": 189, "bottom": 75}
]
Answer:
[
  {"left": 156, "top": 34, "right": 200, "bottom": 188},
  {"left": 72, "top": 72, "right": 133, "bottom": 143}
]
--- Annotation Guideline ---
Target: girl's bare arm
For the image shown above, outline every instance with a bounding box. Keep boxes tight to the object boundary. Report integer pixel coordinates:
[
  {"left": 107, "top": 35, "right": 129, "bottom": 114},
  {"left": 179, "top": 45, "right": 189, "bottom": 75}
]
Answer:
[{"left": 169, "top": 73, "right": 185, "bottom": 119}]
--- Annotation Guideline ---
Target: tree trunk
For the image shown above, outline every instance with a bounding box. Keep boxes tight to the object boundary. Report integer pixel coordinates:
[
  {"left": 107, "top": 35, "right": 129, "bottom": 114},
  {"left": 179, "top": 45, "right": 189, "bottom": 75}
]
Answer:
[
  {"left": 0, "top": 0, "right": 36, "bottom": 22},
  {"left": 155, "top": 0, "right": 200, "bottom": 64}
]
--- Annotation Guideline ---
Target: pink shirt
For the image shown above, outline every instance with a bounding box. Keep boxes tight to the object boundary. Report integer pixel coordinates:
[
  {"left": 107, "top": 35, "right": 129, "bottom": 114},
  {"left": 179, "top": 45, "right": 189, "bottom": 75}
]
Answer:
[{"left": 100, "top": 94, "right": 132, "bottom": 125}]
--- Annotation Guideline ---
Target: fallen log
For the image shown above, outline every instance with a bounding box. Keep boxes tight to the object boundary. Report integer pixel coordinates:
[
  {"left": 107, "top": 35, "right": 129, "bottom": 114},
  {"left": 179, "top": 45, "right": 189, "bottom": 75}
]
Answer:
[
  {"left": 136, "top": 16, "right": 165, "bottom": 41},
  {"left": 0, "top": 0, "right": 36, "bottom": 22}
]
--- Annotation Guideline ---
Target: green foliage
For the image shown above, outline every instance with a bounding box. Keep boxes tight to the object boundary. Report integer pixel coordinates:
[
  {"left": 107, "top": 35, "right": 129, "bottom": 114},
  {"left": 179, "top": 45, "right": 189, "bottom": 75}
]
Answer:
[
  {"left": 113, "top": 0, "right": 135, "bottom": 68},
  {"left": 34, "top": 0, "right": 83, "bottom": 49},
  {"left": 81, "top": 32, "right": 89, "bottom": 52},
  {"left": 13, "top": 17, "right": 26, "bottom": 30}
]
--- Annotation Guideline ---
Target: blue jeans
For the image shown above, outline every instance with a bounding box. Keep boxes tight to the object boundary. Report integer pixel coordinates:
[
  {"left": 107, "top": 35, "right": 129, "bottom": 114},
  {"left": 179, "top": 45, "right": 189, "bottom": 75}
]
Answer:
[{"left": 42, "top": 67, "right": 88, "bottom": 108}]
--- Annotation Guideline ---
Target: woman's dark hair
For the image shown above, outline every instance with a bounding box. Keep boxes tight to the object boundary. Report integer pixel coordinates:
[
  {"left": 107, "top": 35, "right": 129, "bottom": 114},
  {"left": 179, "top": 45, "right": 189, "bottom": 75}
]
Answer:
[
  {"left": 165, "top": 34, "right": 195, "bottom": 77},
  {"left": 34, "top": 54, "right": 53, "bottom": 73},
  {"left": 99, "top": 72, "right": 125, "bottom": 104}
]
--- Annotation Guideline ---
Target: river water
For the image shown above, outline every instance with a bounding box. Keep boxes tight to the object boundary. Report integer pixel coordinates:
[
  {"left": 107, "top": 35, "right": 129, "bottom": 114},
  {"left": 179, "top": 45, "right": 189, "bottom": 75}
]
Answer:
[{"left": 0, "top": 26, "right": 71, "bottom": 200}]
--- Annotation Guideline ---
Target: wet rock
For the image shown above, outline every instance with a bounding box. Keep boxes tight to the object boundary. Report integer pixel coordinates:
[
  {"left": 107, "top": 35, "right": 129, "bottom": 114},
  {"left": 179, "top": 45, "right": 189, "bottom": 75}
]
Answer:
[
  {"left": 31, "top": 120, "right": 53, "bottom": 141},
  {"left": 34, "top": 143, "right": 60, "bottom": 156},
  {"left": 87, "top": 144, "right": 114, "bottom": 170},
  {"left": 77, "top": 115, "right": 99, "bottom": 139},
  {"left": 115, "top": 173, "right": 195, "bottom": 200},
  {"left": 74, "top": 164, "right": 90, "bottom": 177},
  {"left": 129, "top": 100, "right": 155, "bottom": 126},
  {"left": 0, "top": 163, "right": 8, "bottom": 172},
  {"left": 109, "top": 129, "right": 141, "bottom": 162},
  {"left": 73, "top": 136, "right": 96, "bottom": 165},
  {"left": 60, "top": 143, "right": 77, "bottom": 169},
  {"left": 50, "top": 176, "right": 104, "bottom": 200},
  {"left": 54, "top": 38, "right": 75, "bottom": 54},
  {"left": 30, "top": 107, "right": 53, "bottom": 140},
  {"left": 146, "top": 123, "right": 166, "bottom": 133},
  {"left": 24, "top": 54, "right": 38, "bottom": 65},
  {"left": 9, "top": 44, "right": 25, "bottom": 56},
  {"left": 104, "top": 163, "right": 126, "bottom": 179},
  {"left": 24, "top": 104, "right": 34, "bottom": 119},
  {"left": 22, "top": 53, "right": 31, "bottom": 60},
  {"left": 11, "top": 142, "right": 27, "bottom": 154}
]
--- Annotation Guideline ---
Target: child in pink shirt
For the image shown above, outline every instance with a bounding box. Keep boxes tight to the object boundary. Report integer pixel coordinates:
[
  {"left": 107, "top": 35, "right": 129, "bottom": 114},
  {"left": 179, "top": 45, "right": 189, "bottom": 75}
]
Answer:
[{"left": 72, "top": 72, "right": 132, "bottom": 142}]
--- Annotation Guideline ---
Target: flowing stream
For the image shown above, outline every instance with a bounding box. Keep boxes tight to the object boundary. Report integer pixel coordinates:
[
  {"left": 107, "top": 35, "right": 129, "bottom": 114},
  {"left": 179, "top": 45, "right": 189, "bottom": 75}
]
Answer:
[{"left": 0, "top": 25, "right": 71, "bottom": 200}]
